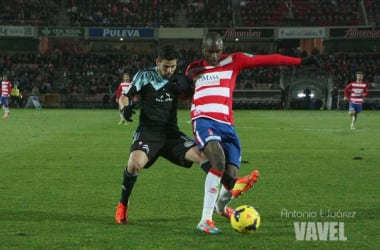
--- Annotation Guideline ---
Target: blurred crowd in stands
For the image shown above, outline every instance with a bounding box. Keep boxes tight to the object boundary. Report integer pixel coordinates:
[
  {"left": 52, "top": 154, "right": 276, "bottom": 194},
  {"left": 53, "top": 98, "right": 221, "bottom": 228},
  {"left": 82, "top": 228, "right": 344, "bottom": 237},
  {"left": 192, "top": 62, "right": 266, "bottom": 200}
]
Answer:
[
  {"left": 0, "top": 0, "right": 379, "bottom": 102},
  {"left": 1, "top": 0, "right": 379, "bottom": 27},
  {"left": 0, "top": 0, "right": 60, "bottom": 25},
  {"left": 240, "top": 0, "right": 362, "bottom": 27},
  {"left": 1, "top": 49, "right": 379, "bottom": 99}
]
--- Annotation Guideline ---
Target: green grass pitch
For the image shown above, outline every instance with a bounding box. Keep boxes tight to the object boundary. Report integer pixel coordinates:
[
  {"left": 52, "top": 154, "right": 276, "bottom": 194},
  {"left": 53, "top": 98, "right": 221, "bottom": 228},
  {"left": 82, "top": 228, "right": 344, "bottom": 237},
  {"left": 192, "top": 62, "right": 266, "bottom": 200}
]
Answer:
[{"left": 0, "top": 109, "right": 379, "bottom": 249}]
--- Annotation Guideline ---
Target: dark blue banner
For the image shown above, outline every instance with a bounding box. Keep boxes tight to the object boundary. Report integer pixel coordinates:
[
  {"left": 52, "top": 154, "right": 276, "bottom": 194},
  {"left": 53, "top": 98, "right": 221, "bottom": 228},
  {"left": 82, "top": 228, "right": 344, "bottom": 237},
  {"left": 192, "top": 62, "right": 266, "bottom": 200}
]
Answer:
[{"left": 89, "top": 28, "right": 154, "bottom": 38}]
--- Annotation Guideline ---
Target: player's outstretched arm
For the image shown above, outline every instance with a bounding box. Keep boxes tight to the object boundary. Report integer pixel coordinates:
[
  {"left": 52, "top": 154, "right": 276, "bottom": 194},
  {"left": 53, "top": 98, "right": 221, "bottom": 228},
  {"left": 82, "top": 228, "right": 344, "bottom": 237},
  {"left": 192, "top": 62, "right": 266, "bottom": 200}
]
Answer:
[{"left": 248, "top": 54, "right": 319, "bottom": 67}]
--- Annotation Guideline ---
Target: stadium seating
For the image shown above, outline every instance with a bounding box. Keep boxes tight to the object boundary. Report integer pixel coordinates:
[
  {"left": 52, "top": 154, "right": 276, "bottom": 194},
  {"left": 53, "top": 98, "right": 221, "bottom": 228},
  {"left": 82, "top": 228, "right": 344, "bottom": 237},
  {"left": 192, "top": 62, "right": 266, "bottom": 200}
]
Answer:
[
  {"left": 0, "top": 0, "right": 59, "bottom": 25},
  {"left": 239, "top": 0, "right": 361, "bottom": 27},
  {"left": 364, "top": 0, "right": 380, "bottom": 26},
  {"left": 0, "top": 0, "right": 368, "bottom": 27},
  {"left": 0, "top": 1, "right": 379, "bottom": 110}
]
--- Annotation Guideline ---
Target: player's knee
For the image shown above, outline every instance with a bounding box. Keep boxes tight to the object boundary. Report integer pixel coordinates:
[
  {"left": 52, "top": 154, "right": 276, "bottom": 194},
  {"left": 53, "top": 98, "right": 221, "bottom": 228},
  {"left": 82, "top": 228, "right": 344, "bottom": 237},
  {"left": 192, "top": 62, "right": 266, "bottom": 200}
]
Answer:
[
  {"left": 127, "top": 163, "right": 142, "bottom": 175},
  {"left": 127, "top": 159, "right": 146, "bottom": 174}
]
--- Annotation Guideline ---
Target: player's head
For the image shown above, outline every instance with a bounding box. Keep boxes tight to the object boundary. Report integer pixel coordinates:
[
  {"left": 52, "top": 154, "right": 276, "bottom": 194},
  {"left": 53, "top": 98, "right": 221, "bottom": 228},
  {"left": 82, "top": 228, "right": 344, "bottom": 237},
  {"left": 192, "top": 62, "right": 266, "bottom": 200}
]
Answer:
[
  {"left": 122, "top": 72, "right": 130, "bottom": 82},
  {"left": 156, "top": 45, "right": 178, "bottom": 79},
  {"left": 202, "top": 32, "right": 223, "bottom": 66},
  {"left": 356, "top": 71, "right": 363, "bottom": 81},
  {"left": 2, "top": 74, "right": 8, "bottom": 81}
]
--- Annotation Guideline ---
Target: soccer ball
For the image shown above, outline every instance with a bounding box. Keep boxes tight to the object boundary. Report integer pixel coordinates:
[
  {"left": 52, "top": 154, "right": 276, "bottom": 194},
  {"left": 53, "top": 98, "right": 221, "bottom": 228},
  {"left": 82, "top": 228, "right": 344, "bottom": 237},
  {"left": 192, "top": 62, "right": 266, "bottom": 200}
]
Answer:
[{"left": 230, "top": 205, "right": 261, "bottom": 234}]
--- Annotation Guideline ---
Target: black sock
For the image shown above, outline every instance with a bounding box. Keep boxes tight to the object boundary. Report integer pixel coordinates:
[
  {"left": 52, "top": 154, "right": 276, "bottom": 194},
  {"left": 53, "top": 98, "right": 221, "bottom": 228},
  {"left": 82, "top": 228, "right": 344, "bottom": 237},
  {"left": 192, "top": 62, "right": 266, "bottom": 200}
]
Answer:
[
  {"left": 200, "top": 161, "right": 236, "bottom": 190},
  {"left": 120, "top": 169, "right": 138, "bottom": 205}
]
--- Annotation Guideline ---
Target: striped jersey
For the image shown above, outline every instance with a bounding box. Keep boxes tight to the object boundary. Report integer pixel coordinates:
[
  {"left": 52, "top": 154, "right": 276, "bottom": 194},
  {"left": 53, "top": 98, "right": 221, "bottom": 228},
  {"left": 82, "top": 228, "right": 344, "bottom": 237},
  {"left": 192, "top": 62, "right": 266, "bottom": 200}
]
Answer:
[
  {"left": 1, "top": 80, "right": 11, "bottom": 97},
  {"left": 115, "top": 81, "right": 131, "bottom": 101},
  {"left": 343, "top": 81, "right": 368, "bottom": 104},
  {"left": 186, "top": 53, "right": 301, "bottom": 125},
  {"left": 127, "top": 67, "right": 179, "bottom": 131}
]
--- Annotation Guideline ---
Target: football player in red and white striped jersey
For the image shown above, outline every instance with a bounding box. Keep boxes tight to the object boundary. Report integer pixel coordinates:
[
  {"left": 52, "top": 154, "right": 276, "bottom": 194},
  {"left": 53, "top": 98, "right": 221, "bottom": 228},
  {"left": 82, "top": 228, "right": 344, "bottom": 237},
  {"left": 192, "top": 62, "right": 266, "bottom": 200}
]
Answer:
[
  {"left": 115, "top": 72, "right": 132, "bottom": 103},
  {"left": 343, "top": 71, "right": 368, "bottom": 129},
  {"left": 1, "top": 74, "right": 12, "bottom": 119},
  {"left": 115, "top": 72, "right": 132, "bottom": 124},
  {"left": 186, "top": 32, "right": 318, "bottom": 233}
]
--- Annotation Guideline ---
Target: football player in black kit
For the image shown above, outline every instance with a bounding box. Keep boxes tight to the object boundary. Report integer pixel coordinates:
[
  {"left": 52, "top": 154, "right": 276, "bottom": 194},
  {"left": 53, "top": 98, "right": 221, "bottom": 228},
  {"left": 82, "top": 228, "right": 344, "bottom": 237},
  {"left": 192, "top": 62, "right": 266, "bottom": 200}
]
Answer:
[{"left": 115, "top": 45, "right": 258, "bottom": 225}]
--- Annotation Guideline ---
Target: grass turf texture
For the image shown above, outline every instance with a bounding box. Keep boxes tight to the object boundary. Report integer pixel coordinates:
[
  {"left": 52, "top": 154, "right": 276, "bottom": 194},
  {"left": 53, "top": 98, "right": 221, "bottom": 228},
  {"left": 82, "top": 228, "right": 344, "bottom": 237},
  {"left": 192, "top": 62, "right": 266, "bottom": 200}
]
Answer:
[{"left": 0, "top": 109, "right": 379, "bottom": 249}]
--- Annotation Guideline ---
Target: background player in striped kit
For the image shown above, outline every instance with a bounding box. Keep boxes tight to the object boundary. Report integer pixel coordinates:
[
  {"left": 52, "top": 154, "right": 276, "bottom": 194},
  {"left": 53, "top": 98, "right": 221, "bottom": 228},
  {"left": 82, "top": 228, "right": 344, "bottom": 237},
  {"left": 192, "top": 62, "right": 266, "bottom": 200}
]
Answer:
[
  {"left": 115, "top": 72, "right": 132, "bottom": 124},
  {"left": 1, "top": 74, "right": 12, "bottom": 119},
  {"left": 344, "top": 71, "right": 368, "bottom": 129}
]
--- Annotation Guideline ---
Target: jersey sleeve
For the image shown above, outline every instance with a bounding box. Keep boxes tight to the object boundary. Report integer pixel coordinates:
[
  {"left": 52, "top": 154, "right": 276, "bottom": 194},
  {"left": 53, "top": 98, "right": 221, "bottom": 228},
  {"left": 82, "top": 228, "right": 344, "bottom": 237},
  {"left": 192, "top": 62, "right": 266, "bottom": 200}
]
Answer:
[
  {"left": 363, "top": 83, "right": 369, "bottom": 96},
  {"left": 234, "top": 52, "right": 302, "bottom": 70},
  {"left": 115, "top": 84, "right": 122, "bottom": 100},
  {"left": 8, "top": 82, "right": 12, "bottom": 95},
  {"left": 131, "top": 70, "right": 154, "bottom": 92},
  {"left": 343, "top": 83, "right": 352, "bottom": 98}
]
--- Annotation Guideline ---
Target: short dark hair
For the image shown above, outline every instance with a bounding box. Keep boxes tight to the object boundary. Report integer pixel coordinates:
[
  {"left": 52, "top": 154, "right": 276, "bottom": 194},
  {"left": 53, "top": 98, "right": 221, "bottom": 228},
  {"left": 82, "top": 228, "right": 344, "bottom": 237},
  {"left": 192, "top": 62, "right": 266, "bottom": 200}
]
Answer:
[
  {"left": 157, "top": 45, "right": 178, "bottom": 60},
  {"left": 202, "top": 32, "right": 224, "bottom": 51}
]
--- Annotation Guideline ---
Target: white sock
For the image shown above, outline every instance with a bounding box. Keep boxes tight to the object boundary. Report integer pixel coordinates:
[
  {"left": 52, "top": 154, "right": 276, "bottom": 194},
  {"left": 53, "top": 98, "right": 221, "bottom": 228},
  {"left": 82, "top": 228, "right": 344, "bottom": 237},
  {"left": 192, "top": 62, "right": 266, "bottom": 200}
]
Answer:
[
  {"left": 200, "top": 171, "right": 221, "bottom": 222},
  {"left": 215, "top": 185, "right": 233, "bottom": 213}
]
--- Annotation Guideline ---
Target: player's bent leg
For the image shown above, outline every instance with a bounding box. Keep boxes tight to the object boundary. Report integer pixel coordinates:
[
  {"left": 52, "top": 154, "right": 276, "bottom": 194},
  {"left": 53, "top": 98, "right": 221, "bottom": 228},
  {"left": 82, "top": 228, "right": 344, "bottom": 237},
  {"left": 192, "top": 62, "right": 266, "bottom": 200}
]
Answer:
[
  {"left": 196, "top": 220, "right": 222, "bottom": 234},
  {"left": 115, "top": 202, "right": 128, "bottom": 224},
  {"left": 230, "top": 170, "right": 260, "bottom": 198}
]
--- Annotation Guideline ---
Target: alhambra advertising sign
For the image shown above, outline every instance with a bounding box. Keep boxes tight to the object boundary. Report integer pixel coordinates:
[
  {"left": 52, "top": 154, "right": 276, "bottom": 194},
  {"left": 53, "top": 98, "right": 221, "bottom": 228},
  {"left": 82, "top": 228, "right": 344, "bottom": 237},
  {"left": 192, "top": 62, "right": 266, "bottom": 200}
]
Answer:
[
  {"left": 209, "top": 28, "right": 274, "bottom": 40},
  {"left": 330, "top": 27, "right": 380, "bottom": 39}
]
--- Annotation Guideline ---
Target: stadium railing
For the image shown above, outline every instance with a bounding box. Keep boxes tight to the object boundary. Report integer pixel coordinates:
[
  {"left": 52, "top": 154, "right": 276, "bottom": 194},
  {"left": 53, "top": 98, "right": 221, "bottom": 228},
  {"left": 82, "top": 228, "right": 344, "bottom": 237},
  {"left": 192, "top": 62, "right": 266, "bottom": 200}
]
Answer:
[
  {"left": 233, "top": 89, "right": 282, "bottom": 109},
  {"left": 337, "top": 90, "right": 380, "bottom": 110}
]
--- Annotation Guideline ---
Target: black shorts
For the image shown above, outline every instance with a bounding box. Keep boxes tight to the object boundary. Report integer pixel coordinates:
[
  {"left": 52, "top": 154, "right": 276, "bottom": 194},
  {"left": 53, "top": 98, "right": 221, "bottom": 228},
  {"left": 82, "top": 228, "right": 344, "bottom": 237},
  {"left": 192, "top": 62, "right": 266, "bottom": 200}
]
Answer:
[{"left": 130, "top": 127, "right": 196, "bottom": 168}]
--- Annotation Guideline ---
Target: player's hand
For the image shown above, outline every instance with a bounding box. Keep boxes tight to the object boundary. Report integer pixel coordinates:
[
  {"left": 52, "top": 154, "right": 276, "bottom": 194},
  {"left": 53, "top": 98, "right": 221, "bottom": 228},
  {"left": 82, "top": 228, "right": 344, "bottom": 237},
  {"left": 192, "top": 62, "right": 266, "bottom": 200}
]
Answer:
[
  {"left": 343, "top": 97, "right": 348, "bottom": 101},
  {"left": 301, "top": 55, "right": 320, "bottom": 66},
  {"left": 120, "top": 105, "right": 135, "bottom": 122},
  {"left": 170, "top": 74, "right": 193, "bottom": 97}
]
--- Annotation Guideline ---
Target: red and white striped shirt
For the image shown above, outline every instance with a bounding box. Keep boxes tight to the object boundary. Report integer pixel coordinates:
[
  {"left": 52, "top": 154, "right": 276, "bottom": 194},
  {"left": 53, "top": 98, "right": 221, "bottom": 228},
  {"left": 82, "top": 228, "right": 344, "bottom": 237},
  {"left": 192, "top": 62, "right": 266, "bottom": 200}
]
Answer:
[
  {"left": 344, "top": 81, "right": 368, "bottom": 104},
  {"left": 1, "top": 80, "right": 11, "bottom": 97},
  {"left": 115, "top": 81, "right": 131, "bottom": 102},
  {"left": 186, "top": 53, "right": 301, "bottom": 125}
]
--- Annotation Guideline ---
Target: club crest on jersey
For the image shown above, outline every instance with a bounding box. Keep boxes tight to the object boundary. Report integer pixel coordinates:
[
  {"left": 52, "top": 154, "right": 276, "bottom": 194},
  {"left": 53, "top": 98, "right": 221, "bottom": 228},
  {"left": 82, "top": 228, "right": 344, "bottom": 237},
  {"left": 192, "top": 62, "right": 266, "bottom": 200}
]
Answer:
[{"left": 207, "top": 129, "right": 214, "bottom": 135}]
